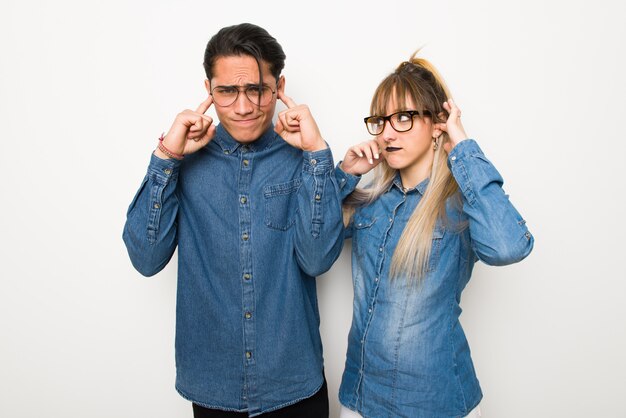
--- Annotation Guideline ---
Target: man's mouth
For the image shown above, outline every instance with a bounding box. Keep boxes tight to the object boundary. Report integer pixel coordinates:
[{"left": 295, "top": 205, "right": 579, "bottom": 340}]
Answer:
[
  {"left": 233, "top": 116, "right": 260, "bottom": 124},
  {"left": 386, "top": 147, "right": 402, "bottom": 152}
]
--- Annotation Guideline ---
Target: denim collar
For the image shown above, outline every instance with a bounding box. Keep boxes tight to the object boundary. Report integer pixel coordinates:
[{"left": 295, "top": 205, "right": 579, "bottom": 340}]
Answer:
[
  {"left": 213, "top": 124, "right": 278, "bottom": 155},
  {"left": 390, "top": 173, "right": 429, "bottom": 196}
]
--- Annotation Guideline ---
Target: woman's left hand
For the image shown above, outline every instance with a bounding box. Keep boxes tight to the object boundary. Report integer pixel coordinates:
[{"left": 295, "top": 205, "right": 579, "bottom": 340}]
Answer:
[{"left": 435, "top": 99, "right": 469, "bottom": 153}]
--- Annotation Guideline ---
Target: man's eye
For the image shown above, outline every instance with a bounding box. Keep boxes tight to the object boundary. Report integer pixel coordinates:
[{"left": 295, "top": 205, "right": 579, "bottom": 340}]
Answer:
[
  {"left": 216, "top": 87, "right": 237, "bottom": 94},
  {"left": 246, "top": 86, "right": 263, "bottom": 95}
]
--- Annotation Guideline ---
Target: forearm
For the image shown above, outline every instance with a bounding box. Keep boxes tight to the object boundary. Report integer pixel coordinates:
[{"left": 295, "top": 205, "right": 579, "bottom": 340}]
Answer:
[
  {"left": 448, "top": 139, "right": 534, "bottom": 265},
  {"left": 122, "top": 154, "right": 181, "bottom": 276},
  {"left": 293, "top": 148, "right": 346, "bottom": 277}
]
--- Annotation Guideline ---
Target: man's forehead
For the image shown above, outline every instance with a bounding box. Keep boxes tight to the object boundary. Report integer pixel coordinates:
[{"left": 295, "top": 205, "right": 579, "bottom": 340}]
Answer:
[{"left": 211, "top": 55, "right": 275, "bottom": 84}]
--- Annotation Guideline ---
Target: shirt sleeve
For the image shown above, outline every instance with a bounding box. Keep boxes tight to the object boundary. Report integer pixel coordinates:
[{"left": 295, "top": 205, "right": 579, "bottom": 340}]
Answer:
[
  {"left": 122, "top": 154, "right": 181, "bottom": 276},
  {"left": 334, "top": 162, "right": 361, "bottom": 202},
  {"left": 292, "top": 147, "right": 346, "bottom": 277},
  {"left": 333, "top": 163, "right": 361, "bottom": 240},
  {"left": 447, "top": 139, "right": 534, "bottom": 266}
]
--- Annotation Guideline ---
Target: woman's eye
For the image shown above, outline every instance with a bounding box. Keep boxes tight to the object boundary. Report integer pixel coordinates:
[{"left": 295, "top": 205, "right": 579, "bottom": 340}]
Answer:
[{"left": 396, "top": 113, "right": 411, "bottom": 122}]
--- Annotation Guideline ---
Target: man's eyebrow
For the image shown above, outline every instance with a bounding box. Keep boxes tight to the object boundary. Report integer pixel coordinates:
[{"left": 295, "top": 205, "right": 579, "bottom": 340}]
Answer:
[{"left": 213, "top": 82, "right": 272, "bottom": 88}]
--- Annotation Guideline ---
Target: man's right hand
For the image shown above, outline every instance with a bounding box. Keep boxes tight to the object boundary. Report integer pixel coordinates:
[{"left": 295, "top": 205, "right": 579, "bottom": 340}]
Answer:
[{"left": 155, "top": 96, "right": 216, "bottom": 159}]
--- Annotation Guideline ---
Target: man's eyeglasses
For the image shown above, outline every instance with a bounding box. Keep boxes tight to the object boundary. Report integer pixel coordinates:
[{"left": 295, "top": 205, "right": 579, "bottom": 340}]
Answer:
[
  {"left": 210, "top": 84, "right": 277, "bottom": 107},
  {"left": 364, "top": 110, "right": 432, "bottom": 135}
]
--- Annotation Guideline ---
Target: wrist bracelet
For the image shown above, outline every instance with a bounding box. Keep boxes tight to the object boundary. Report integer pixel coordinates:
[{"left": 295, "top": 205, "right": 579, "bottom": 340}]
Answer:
[{"left": 158, "top": 133, "right": 184, "bottom": 160}]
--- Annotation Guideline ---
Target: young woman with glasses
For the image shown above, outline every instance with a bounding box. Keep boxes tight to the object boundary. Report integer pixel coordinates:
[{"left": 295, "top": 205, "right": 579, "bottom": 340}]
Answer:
[{"left": 335, "top": 54, "right": 534, "bottom": 417}]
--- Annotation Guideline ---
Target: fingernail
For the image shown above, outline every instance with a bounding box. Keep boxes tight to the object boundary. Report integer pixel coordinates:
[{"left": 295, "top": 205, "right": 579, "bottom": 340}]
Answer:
[
  {"left": 369, "top": 159, "right": 373, "bottom": 164},
  {"left": 374, "top": 154, "right": 379, "bottom": 159}
]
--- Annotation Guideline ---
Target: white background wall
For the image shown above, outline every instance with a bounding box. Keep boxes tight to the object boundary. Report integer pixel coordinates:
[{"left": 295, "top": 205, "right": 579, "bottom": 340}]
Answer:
[{"left": 1, "top": 0, "right": 625, "bottom": 417}]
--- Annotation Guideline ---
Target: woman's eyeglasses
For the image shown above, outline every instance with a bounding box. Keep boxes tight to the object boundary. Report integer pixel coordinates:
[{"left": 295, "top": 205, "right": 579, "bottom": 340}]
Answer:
[{"left": 364, "top": 110, "right": 432, "bottom": 135}]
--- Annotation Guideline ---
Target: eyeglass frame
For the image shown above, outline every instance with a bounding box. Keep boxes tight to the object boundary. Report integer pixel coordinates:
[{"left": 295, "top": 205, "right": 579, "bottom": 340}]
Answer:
[
  {"left": 209, "top": 82, "right": 278, "bottom": 107},
  {"left": 363, "top": 110, "right": 433, "bottom": 135}
]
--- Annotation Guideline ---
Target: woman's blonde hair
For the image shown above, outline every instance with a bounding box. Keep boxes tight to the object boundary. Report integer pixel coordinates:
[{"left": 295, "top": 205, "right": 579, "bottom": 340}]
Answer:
[{"left": 344, "top": 52, "right": 460, "bottom": 281}]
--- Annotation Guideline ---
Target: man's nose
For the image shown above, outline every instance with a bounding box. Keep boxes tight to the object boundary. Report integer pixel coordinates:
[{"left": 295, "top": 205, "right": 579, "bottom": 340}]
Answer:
[{"left": 234, "top": 91, "right": 254, "bottom": 114}]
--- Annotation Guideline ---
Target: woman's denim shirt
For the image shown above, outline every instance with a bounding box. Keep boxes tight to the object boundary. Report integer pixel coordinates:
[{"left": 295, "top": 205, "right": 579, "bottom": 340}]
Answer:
[{"left": 335, "top": 139, "right": 534, "bottom": 418}]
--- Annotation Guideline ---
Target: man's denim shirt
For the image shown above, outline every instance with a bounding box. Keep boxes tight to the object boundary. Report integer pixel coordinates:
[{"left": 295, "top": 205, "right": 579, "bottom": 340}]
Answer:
[
  {"left": 335, "top": 139, "right": 534, "bottom": 418},
  {"left": 123, "top": 125, "right": 344, "bottom": 416}
]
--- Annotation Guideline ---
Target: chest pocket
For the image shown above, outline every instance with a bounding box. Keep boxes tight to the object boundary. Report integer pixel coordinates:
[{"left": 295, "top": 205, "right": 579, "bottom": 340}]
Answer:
[
  {"left": 427, "top": 227, "right": 446, "bottom": 272},
  {"left": 264, "top": 178, "right": 302, "bottom": 231},
  {"left": 352, "top": 214, "right": 378, "bottom": 260}
]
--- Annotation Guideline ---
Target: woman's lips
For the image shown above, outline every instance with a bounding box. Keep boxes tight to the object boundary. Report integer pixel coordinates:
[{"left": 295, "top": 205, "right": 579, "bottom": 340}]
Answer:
[{"left": 386, "top": 147, "right": 402, "bottom": 152}]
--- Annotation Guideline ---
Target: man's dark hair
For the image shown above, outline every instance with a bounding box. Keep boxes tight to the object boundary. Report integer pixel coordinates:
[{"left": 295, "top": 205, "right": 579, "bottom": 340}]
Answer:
[{"left": 203, "top": 23, "right": 286, "bottom": 85}]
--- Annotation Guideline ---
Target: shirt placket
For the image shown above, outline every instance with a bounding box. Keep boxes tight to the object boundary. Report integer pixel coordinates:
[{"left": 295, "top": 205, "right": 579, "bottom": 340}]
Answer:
[
  {"left": 238, "top": 145, "right": 257, "bottom": 409},
  {"left": 356, "top": 191, "right": 407, "bottom": 406}
]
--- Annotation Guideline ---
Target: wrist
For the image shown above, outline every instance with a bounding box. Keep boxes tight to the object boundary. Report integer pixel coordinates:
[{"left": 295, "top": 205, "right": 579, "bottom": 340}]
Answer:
[
  {"left": 303, "top": 138, "right": 327, "bottom": 152},
  {"left": 157, "top": 133, "right": 184, "bottom": 160}
]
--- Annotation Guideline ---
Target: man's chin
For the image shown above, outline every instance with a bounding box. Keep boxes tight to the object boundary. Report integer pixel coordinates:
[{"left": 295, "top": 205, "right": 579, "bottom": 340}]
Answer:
[{"left": 226, "top": 124, "right": 269, "bottom": 144}]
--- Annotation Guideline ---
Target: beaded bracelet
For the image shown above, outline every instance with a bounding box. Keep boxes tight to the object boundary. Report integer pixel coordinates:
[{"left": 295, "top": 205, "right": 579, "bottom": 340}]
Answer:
[{"left": 158, "top": 133, "right": 184, "bottom": 160}]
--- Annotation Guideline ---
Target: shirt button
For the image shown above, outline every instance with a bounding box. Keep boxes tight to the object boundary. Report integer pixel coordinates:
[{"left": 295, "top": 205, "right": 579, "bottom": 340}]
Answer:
[
  {"left": 451, "top": 156, "right": 457, "bottom": 161},
  {"left": 243, "top": 159, "right": 249, "bottom": 166},
  {"left": 389, "top": 218, "right": 393, "bottom": 223},
  {"left": 243, "top": 273, "right": 251, "bottom": 281},
  {"left": 310, "top": 159, "right": 317, "bottom": 165},
  {"left": 163, "top": 168, "right": 172, "bottom": 175},
  {"left": 153, "top": 203, "right": 160, "bottom": 209},
  {"left": 368, "top": 308, "right": 372, "bottom": 313},
  {"left": 315, "top": 194, "right": 321, "bottom": 201},
  {"left": 245, "top": 312, "right": 252, "bottom": 319},
  {"left": 374, "top": 277, "right": 379, "bottom": 282},
  {"left": 246, "top": 351, "right": 252, "bottom": 359},
  {"left": 240, "top": 196, "right": 247, "bottom": 204},
  {"left": 242, "top": 233, "right": 249, "bottom": 241},
  {"left": 379, "top": 247, "right": 383, "bottom": 252},
  {"left": 224, "top": 150, "right": 230, "bottom": 155},
  {"left": 525, "top": 231, "right": 532, "bottom": 239}
]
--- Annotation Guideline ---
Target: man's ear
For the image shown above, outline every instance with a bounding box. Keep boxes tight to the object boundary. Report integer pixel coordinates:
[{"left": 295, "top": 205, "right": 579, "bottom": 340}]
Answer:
[
  {"left": 277, "top": 75, "right": 285, "bottom": 94},
  {"left": 204, "top": 79, "right": 211, "bottom": 94}
]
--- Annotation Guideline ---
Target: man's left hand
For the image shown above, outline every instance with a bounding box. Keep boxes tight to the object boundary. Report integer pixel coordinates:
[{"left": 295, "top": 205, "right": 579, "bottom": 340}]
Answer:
[{"left": 275, "top": 92, "right": 327, "bottom": 152}]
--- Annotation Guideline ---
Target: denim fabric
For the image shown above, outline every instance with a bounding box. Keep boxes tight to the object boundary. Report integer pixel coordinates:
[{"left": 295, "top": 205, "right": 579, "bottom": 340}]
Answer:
[
  {"left": 123, "top": 125, "right": 344, "bottom": 416},
  {"left": 336, "top": 139, "right": 534, "bottom": 418}
]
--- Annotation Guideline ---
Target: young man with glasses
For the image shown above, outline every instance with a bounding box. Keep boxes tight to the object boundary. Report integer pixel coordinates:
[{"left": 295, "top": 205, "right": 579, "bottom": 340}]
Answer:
[{"left": 123, "top": 23, "right": 353, "bottom": 417}]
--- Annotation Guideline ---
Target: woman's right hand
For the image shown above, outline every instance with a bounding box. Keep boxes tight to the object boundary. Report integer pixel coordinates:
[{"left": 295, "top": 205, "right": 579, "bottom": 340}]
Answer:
[{"left": 340, "top": 139, "right": 383, "bottom": 175}]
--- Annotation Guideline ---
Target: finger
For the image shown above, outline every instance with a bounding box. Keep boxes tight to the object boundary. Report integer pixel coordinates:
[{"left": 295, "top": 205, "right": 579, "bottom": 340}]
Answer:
[
  {"left": 278, "top": 90, "right": 297, "bottom": 109},
  {"left": 286, "top": 112, "right": 300, "bottom": 127},
  {"left": 369, "top": 141, "right": 380, "bottom": 159},
  {"left": 350, "top": 145, "right": 364, "bottom": 158},
  {"left": 196, "top": 95, "right": 213, "bottom": 114},
  {"left": 446, "top": 98, "right": 461, "bottom": 117},
  {"left": 361, "top": 143, "right": 374, "bottom": 164}
]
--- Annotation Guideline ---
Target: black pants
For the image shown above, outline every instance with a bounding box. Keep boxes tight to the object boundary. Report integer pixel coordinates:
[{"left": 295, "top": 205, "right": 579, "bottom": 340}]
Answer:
[{"left": 192, "top": 378, "right": 329, "bottom": 418}]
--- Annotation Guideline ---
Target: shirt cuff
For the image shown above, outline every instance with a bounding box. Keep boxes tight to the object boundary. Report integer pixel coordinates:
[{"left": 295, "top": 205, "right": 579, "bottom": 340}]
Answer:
[
  {"left": 335, "top": 162, "right": 361, "bottom": 196},
  {"left": 447, "top": 138, "right": 481, "bottom": 168},
  {"left": 302, "top": 147, "right": 334, "bottom": 174},
  {"left": 148, "top": 152, "right": 181, "bottom": 184}
]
